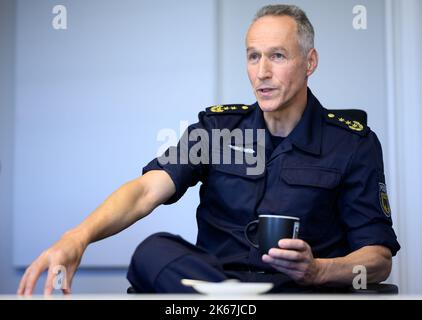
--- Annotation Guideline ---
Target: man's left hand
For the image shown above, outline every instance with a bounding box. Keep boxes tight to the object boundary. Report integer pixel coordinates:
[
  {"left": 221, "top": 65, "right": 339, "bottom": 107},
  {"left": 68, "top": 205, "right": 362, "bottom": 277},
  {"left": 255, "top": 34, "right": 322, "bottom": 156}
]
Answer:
[{"left": 262, "top": 239, "right": 323, "bottom": 286}]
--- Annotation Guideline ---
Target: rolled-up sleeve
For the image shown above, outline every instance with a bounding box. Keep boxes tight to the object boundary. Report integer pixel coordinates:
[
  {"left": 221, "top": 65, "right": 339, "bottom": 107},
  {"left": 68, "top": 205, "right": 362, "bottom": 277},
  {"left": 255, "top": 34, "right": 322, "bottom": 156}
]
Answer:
[{"left": 338, "top": 131, "right": 401, "bottom": 256}]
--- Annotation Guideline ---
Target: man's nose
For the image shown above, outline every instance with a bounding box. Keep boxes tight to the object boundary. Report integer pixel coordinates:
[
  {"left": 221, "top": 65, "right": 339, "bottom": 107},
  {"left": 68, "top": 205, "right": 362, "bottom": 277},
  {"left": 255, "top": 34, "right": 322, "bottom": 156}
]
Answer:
[{"left": 257, "top": 57, "right": 272, "bottom": 80}]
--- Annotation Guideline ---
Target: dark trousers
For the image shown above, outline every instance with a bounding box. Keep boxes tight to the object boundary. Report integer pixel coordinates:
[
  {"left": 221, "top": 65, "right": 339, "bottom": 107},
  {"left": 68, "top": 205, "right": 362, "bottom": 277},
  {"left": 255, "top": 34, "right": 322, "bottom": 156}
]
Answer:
[{"left": 126, "top": 232, "right": 325, "bottom": 293}]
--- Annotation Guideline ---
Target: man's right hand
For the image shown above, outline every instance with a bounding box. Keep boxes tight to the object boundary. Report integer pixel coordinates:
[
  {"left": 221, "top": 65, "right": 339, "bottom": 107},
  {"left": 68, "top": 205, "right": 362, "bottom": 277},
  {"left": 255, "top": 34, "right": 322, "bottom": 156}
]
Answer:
[
  {"left": 17, "top": 171, "right": 176, "bottom": 295},
  {"left": 17, "top": 229, "right": 88, "bottom": 295}
]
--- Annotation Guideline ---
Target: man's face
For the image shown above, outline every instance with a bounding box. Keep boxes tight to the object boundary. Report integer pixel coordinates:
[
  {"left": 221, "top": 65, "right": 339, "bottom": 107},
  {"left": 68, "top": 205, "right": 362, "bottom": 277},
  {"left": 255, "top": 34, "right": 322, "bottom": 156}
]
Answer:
[{"left": 246, "top": 15, "right": 309, "bottom": 112}]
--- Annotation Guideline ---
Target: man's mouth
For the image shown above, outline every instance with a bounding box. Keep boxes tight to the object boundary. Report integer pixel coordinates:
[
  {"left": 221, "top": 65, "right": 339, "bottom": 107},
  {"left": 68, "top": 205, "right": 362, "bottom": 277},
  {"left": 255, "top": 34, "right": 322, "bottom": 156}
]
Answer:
[{"left": 256, "top": 87, "right": 277, "bottom": 96}]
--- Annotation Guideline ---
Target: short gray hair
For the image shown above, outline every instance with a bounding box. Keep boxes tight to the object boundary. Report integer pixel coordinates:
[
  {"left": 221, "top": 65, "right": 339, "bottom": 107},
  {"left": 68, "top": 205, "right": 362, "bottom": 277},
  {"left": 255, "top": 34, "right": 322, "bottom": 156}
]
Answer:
[{"left": 254, "top": 4, "right": 315, "bottom": 56}]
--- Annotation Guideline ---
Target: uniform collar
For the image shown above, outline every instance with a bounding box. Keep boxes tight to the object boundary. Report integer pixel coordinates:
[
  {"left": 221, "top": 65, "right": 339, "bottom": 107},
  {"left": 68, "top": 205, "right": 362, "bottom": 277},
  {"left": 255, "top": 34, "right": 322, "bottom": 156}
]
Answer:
[
  {"left": 252, "top": 87, "right": 323, "bottom": 156},
  {"left": 287, "top": 88, "right": 323, "bottom": 155}
]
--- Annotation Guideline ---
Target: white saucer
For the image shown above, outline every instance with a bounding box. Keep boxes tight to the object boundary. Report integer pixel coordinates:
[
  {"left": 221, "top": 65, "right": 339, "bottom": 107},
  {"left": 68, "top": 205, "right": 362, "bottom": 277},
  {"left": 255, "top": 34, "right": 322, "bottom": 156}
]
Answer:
[{"left": 181, "top": 279, "right": 273, "bottom": 295}]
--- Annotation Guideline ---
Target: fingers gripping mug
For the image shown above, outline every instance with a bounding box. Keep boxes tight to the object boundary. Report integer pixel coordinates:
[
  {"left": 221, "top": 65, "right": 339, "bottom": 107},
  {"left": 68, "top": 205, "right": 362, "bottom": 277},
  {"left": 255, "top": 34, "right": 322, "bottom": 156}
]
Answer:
[{"left": 244, "top": 215, "right": 300, "bottom": 254}]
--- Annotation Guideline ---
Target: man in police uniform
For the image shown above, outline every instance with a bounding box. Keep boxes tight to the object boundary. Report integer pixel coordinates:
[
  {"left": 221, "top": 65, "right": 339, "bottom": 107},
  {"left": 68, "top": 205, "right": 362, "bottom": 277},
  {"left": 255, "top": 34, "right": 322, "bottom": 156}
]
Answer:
[{"left": 18, "top": 5, "right": 400, "bottom": 295}]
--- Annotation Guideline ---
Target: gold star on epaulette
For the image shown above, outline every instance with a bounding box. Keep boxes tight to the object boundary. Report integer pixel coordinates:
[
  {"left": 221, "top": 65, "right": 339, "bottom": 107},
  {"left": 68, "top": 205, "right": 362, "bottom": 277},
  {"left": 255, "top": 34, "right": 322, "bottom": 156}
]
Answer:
[
  {"left": 206, "top": 104, "right": 254, "bottom": 115},
  {"left": 325, "top": 112, "right": 368, "bottom": 136}
]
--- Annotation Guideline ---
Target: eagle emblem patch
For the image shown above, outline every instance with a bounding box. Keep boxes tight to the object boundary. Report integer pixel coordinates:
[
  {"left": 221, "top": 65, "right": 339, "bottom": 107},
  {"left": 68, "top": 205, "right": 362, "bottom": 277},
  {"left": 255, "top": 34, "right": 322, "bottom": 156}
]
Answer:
[{"left": 379, "top": 183, "right": 391, "bottom": 217}]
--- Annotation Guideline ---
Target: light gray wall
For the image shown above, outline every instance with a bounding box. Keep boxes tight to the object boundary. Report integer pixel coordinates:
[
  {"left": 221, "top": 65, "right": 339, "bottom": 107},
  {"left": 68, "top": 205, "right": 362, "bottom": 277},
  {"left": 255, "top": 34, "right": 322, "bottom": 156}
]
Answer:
[
  {"left": 0, "top": 0, "right": 19, "bottom": 294},
  {"left": 0, "top": 0, "right": 129, "bottom": 295},
  {"left": 3, "top": 0, "right": 217, "bottom": 294},
  {"left": 387, "top": 0, "right": 422, "bottom": 295},
  {"left": 13, "top": 0, "right": 216, "bottom": 267}
]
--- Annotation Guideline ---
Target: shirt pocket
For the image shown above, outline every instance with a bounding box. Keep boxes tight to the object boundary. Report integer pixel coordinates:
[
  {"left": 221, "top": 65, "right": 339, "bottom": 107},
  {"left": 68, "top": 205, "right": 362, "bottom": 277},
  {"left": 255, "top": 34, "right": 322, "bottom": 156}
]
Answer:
[
  {"left": 281, "top": 166, "right": 341, "bottom": 189},
  {"left": 206, "top": 164, "right": 265, "bottom": 224},
  {"left": 279, "top": 166, "right": 341, "bottom": 240}
]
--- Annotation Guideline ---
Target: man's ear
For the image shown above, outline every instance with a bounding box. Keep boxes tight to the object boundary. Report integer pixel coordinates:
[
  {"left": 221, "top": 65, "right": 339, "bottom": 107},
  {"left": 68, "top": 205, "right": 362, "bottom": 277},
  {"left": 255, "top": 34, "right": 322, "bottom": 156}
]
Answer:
[{"left": 306, "top": 48, "right": 318, "bottom": 77}]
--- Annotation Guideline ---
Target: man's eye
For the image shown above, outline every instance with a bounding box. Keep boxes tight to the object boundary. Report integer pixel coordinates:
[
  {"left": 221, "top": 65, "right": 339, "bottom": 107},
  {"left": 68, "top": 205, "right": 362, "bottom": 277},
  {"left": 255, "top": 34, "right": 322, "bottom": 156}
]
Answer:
[
  {"left": 248, "top": 53, "right": 259, "bottom": 62},
  {"left": 272, "top": 53, "right": 285, "bottom": 60}
]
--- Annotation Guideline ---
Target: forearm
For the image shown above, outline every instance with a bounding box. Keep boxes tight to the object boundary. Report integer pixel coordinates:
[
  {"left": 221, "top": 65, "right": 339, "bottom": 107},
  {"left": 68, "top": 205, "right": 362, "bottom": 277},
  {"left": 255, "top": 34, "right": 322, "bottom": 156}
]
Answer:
[
  {"left": 315, "top": 245, "right": 392, "bottom": 286},
  {"left": 17, "top": 171, "right": 174, "bottom": 295},
  {"left": 66, "top": 177, "right": 158, "bottom": 248}
]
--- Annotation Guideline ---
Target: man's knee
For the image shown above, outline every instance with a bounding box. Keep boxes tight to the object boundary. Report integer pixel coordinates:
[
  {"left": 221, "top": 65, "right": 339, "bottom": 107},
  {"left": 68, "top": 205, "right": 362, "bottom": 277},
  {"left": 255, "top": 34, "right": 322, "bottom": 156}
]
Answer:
[
  {"left": 129, "top": 232, "right": 177, "bottom": 268},
  {"left": 127, "top": 232, "right": 183, "bottom": 292}
]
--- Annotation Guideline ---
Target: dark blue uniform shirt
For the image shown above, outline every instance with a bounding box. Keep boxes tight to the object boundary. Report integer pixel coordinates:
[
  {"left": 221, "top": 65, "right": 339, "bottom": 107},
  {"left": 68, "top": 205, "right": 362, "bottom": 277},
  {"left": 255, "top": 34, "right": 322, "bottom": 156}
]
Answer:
[{"left": 143, "top": 89, "right": 400, "bottom": 272}]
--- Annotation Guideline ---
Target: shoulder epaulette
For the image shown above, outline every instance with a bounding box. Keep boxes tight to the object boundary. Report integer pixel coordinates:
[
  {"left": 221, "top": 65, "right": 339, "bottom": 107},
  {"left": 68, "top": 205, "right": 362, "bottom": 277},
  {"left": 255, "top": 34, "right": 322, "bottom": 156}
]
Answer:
[
  {"left": 324, "top": 109, "right": 369, "bottom": 136},
  {"left": 205, "top": 104, "right": 254, "bottom": 115}
]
